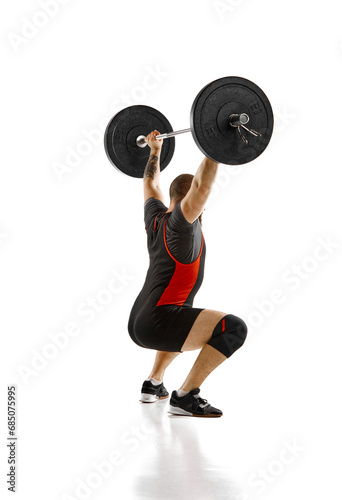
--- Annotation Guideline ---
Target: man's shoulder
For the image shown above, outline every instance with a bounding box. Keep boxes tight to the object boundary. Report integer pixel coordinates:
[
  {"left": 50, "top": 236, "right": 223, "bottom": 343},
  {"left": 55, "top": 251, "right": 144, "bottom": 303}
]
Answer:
[
  {"left": 169, "top": 201, "right": 199, "bottom": 230},
  {"left": 144, "top": 197, "right": 168, "bottom": 231},
  {"left": 144, "top": 197, "right": 167, "bottom": 210}
]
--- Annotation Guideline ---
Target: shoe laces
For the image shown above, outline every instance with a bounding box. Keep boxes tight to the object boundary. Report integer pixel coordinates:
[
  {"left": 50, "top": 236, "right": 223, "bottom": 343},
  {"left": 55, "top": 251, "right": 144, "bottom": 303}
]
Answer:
[{"left": 192, "top": 395, "right": 210, "bottom": 410}]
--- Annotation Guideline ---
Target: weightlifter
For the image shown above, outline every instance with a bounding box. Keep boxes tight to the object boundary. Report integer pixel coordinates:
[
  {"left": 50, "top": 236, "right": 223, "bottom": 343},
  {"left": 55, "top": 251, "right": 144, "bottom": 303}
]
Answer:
[{"left": 128, "top": 130, "right": 248, "bottom": 417}]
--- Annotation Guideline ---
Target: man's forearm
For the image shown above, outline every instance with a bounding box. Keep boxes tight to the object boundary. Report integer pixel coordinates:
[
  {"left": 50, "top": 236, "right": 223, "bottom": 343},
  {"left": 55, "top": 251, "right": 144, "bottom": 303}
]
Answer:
[
  {"left": 193, "top": 157, "right": 219, "bottom": 190},
  {"left": 143, "top": 148, "right": 161, "bottom": 185}
]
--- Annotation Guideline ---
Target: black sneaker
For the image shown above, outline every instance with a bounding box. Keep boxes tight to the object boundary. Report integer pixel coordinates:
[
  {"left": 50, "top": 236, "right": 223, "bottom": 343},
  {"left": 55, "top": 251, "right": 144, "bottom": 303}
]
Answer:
[
  {"left": 140, "top": 380, "right": 169, "bottom": 403},
  {"left": 168, "top": 388, "right": 223, "bottom": 417}
]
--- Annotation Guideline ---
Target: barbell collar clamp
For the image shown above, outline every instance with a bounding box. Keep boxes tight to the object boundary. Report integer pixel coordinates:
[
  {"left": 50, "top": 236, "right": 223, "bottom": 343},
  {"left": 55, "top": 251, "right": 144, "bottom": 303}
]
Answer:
[{"left": 229, "top": 113, "right": 250, "bottom": 127}]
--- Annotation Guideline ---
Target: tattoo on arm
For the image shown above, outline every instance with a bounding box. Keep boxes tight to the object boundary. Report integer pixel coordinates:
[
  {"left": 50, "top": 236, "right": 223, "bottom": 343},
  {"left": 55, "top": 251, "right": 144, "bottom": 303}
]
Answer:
[{"left": 144, "top": 154, "right": 158, "bottom": 180}]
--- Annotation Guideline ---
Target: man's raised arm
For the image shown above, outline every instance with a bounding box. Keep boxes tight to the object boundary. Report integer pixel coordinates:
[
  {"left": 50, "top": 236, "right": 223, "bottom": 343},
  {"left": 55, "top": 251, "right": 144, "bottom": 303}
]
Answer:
[
  {"left": 181, "top": 157, "right": 219, "bottom": 224},
  {"left": 143, "top": 130, "right": 164, "bottom": 203}
]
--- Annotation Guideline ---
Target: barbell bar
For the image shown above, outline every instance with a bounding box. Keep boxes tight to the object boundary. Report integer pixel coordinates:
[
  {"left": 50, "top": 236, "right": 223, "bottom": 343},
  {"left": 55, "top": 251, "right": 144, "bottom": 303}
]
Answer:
[
  {"left": 136, "top": 128, "right": 192, "bottom": 148},
  {"left": 135, "top": 112, "right": 251, "bottom": 149}
]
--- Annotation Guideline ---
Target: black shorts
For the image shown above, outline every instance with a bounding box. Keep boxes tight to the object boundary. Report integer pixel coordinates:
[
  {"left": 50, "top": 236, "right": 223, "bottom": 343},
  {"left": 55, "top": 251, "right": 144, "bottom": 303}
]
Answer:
[{"left": 128, "top": 304, "right": 204, "bottom": 352}]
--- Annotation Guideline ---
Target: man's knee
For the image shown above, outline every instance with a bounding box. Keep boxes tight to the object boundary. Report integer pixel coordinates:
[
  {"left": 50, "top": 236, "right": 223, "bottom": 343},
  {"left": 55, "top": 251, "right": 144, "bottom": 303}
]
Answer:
[
  {"left": 207, "top": 314, "right": 248, "bottom": 358},
  {"left": 227, "top": 314, "right": 248, "bottom": 343}
]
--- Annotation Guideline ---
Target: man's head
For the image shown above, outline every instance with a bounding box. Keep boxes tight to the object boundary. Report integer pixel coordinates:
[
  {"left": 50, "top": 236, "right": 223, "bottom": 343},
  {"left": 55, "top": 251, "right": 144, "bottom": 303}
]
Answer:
[
  {"left": 169, "top": 174, "right": 203, "bottom": 224},
  {"left": 169, "top": 174, "right": 194, "bottom": 204}
]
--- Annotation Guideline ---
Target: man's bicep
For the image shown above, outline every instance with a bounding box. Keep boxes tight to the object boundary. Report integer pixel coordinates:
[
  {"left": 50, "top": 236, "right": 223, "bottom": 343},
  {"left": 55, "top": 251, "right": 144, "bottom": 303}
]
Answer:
[
  {"left": 143, "top": 180, "right": 164, "bottom": 203},
  {"left": 181, "top": 185, "right": 210, "bottom": 224}
]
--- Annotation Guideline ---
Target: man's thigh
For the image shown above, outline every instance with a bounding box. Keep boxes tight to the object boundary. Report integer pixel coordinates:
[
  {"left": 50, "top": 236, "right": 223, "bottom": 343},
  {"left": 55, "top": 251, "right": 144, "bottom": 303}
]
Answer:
[{"left": 180, "top": 309, "right": 227, "bottom": 351}]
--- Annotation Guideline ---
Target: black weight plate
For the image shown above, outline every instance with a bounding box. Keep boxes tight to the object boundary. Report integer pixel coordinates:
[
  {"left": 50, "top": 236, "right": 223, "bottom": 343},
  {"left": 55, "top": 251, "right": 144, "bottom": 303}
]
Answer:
[
  {"left": 190, "top": 77, "right": 273, "bottom": 165},
  {"left": 104, "top": 105, "right": 175, "bottom": 178}
]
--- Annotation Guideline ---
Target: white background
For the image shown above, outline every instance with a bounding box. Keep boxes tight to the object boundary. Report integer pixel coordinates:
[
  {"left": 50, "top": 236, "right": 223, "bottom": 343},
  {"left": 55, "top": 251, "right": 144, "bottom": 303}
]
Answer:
[{"left": 1, "top": 0, "right": 342, "bottom": 499}]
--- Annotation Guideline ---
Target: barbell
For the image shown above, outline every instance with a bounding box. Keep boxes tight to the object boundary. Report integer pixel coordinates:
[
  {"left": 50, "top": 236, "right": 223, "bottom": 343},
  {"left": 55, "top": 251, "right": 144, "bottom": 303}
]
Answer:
[
  {"left": 104, "top": 76, "right": 274, "bottom": 178},
  {"left": 135, "top": 113, "right": 250, "bottom": 147}
]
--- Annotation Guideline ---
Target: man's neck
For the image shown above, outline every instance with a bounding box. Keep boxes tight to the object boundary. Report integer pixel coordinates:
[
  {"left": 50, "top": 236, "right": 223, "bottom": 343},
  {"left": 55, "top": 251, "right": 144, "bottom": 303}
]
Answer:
[{"left": 166, "top": 201, "right": 177, "bottom": 213}]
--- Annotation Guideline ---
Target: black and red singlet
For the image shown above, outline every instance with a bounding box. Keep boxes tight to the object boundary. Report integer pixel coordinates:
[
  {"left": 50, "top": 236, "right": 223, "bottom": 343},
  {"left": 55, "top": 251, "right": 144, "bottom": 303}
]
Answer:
[{"left": 128, "top": 197, "right": 206, "bottom": 352}]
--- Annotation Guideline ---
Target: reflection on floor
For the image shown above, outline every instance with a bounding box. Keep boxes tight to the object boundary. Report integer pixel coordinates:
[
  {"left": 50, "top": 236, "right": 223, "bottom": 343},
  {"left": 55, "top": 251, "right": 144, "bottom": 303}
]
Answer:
[{"left": 112, "top": 398, "right": 241, "bottom": 500}]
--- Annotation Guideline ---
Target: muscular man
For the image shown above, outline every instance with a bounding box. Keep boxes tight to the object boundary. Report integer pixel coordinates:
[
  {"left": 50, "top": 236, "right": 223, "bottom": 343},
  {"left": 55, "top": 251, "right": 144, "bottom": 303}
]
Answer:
[{"left": 128, "top": 130, "right": 248, "bottom": 418}]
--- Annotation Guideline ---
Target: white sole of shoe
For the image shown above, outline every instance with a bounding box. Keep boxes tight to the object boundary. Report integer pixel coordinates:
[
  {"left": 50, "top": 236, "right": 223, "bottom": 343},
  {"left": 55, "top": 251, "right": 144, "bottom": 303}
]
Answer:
[
  {"left": 140, "top": 393, "right": 169, "bottom": 403},
  {"left": 140, "top": 393, "right": 158, "bottom": 403},
  {"left": 168, "top": 405, "right": 193, "bottom": 416}
]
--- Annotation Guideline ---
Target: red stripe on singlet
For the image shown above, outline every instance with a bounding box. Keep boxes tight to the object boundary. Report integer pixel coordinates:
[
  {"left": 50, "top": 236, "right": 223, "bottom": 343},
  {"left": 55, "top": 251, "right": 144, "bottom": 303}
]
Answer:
[
  {"left": 222, "top": 318, "right": 226, "bottom": 333},
  {"left": 156, "top": 219, "right": 204, "bottom": 307}
]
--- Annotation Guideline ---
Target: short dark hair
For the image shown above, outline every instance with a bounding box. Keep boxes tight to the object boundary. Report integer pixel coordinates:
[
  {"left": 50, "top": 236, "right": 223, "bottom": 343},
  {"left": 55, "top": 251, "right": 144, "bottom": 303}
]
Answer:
[
  {"left": 169, "top": 174, "right": 194, "bottom": 203},
  {"left": 169, "top": 173, "right": 203, "bottom": 224}
]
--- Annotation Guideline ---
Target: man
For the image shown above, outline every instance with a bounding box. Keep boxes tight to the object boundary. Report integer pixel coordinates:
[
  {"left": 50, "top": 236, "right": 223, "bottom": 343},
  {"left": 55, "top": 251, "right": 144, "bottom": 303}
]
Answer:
[{"left": 128, "top": 130, "right": 248, "bottom": 418}]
